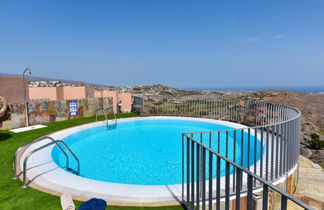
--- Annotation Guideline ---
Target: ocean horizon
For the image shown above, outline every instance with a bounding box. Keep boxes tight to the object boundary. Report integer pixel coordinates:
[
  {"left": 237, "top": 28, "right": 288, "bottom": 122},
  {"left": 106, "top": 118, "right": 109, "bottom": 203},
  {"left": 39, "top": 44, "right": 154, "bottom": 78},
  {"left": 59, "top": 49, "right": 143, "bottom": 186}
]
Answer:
[{"left": 185, "top": 86, "right": 324, "bottom": 93}]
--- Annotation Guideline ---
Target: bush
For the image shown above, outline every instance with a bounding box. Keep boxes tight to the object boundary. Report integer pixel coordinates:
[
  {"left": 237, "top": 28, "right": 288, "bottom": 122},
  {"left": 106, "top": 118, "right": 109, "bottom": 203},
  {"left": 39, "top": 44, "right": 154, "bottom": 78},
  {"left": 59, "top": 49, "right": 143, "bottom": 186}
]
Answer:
[
  {"left": 308, "top": 133, "right": 324, "bottom": 149},
  {"left": 311, "top": 133, "right": 320, "bottom": 140}
]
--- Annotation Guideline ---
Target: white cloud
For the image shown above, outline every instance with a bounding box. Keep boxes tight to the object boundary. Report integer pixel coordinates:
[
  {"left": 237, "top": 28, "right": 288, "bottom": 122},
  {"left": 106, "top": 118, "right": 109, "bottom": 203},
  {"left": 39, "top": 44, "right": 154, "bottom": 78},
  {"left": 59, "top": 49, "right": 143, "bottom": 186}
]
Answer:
[
  {"left": 272, "top": 34, "right": 284, "bottom": 40},
  {"left": 241, "top": 36, "right": 260, "bottom": 43}
]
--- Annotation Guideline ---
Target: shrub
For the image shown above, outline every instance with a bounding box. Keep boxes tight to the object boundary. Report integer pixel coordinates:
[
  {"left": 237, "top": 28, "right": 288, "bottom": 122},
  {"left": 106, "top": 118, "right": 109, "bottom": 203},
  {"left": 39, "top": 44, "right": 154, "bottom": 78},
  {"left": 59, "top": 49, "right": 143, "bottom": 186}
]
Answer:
[{"left": 308, "top": 133, "right": 324, "bottom": 149}]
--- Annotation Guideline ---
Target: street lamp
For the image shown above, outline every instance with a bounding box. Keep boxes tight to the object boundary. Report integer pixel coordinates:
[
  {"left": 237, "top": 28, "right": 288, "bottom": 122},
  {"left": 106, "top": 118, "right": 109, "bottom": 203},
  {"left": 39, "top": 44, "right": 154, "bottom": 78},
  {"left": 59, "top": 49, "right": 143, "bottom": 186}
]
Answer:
[{"left": 23, "top": 68, "right": 32, "bottom": 127}]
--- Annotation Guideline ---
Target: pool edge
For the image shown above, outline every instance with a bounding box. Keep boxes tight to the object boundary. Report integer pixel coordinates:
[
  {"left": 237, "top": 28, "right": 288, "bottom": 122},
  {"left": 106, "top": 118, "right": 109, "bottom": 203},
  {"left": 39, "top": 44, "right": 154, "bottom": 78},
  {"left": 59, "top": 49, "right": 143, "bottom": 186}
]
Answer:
[{"left": 17, "top": 116, "right": 258, "bottom": 205}]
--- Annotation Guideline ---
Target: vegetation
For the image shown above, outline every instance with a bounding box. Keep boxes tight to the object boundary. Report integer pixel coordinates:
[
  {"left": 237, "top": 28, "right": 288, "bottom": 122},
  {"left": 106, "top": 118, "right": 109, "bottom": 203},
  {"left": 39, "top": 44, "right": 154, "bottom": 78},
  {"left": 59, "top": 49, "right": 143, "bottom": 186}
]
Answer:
[
  {"left": 307, "top": 133, "right": 324, "bottom": 150},
  {"left": 77, "top": 82, "right": 85, "bottom": 86},
  {"left": 0, "top": 113, "right": 183, "bottom": 210}
]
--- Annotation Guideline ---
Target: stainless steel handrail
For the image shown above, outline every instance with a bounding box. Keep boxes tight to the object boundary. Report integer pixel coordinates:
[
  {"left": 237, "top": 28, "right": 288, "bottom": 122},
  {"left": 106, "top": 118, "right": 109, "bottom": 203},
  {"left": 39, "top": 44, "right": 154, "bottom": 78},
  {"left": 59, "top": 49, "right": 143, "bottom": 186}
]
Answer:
[
  {"left": 95, "top": 107, "right": 108, "bottom": 123},
  {"left": 55, "top": 140, "right": 80, "bottom": 175},
  {"left": 95, "top": 106, "right": 117, "bottom": 127},
  {"left": 22, "top": 139, "right": 80, "bottom": 188},
  {"left": 109, "top": 106, "right": 118, "bottom": 125},
  {"left": 13, "top": 136, "right": 67, "bottom": 179}
]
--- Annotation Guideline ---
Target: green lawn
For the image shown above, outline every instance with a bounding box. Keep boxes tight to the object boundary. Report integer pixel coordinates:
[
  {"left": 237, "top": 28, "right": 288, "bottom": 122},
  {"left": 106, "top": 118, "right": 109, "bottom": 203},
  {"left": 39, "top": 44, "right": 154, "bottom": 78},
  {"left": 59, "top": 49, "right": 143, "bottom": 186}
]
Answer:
[{"left": 0, "top": 113, "right": 184, "bottom": 210}]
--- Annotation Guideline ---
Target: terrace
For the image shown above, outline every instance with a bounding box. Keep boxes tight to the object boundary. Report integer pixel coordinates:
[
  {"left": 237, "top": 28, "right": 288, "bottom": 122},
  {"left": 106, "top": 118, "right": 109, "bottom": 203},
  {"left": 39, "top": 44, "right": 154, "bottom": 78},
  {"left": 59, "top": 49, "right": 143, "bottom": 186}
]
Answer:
[{"left": 0, "top": 96, "right": 316, "bottom": 209}]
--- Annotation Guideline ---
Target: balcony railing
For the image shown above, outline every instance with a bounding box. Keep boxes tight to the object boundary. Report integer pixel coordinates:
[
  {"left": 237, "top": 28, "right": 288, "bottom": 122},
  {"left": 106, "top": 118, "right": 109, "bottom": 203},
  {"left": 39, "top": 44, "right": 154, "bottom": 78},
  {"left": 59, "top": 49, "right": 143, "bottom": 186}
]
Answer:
[{"left": 142, "top": 98, "right": 313, "bottom": 210}]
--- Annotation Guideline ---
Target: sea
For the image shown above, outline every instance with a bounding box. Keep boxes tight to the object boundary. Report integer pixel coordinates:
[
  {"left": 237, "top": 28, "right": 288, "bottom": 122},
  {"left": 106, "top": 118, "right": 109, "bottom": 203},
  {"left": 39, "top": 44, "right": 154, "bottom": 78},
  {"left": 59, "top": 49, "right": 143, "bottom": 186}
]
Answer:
[{"left": 188, "top": 87, "right": 324, "bottom": 93}]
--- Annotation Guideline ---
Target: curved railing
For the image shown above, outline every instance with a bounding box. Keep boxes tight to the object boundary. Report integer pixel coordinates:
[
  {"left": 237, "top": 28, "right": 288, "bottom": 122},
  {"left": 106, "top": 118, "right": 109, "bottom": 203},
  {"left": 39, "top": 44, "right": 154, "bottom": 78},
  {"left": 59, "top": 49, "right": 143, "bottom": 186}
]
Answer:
[
  {"left": 14, "top": 136, "right": 80, "bottom": 188},
  {"left": 143, "top": 98, "right": 311, "bottom": 209},
  {"left": 143, "top": 98, "right": 301, "bottom": 179},
  {"left": 22, "top": 139, "right": 80, "bottom": 188},
  {"left": 143, "top": 98, "right": 300, "bottom": 126},
  {"left": 13, "top": 136, "right": 68, "bottom": 179}
]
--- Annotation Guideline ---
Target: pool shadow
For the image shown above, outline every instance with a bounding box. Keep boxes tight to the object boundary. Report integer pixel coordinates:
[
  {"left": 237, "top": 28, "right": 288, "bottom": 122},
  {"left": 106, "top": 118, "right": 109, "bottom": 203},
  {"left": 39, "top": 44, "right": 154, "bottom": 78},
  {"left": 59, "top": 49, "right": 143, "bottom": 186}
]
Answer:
[
  {"left": 25, "top": 166, "right": 60, "bottom": 187},
  {"left": 165, "top": 185, "right": 187, "bottom": 209},
  {"left": 21, "top": 160, "right": 61, "bottom": 187},
  {"left": 0, "top": 133, "right": 12, "bottom": 142},
  {"left": 165, "top": 185, "right": 181, "bottom": 203}
]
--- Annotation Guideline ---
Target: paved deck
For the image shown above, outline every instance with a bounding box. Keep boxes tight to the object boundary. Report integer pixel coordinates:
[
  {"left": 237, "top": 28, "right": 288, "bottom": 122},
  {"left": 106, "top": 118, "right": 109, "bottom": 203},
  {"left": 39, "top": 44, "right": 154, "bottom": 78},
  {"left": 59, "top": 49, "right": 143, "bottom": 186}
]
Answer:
[{"left": 293, "top": 156, "right": 324, "bottom": 210}]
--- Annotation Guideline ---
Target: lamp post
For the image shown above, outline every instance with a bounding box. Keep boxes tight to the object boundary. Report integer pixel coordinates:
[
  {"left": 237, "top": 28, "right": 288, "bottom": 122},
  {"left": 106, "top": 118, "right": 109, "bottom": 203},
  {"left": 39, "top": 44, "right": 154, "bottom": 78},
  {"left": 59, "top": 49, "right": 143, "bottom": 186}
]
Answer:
[{"left": 23, "top": 68, "right": 32, "bottom": 127}]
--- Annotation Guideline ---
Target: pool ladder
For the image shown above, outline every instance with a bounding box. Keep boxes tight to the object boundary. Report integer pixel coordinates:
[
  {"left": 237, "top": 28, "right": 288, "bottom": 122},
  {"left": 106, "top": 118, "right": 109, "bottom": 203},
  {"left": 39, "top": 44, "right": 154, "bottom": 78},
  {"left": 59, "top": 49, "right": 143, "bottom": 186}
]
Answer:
[
  {"left": 95, "top": 107, "right": 117, "bottom": 129},
  {"left": 13, "top": 136, "right": 80, "bottom": 188}
]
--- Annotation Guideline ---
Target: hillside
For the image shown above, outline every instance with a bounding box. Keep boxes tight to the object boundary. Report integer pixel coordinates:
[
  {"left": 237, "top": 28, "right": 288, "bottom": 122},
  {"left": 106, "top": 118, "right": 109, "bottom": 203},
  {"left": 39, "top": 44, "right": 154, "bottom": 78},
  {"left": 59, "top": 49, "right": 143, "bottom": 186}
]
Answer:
[{"left": 130, "top": 85, "right": 324, "bottom": 139}]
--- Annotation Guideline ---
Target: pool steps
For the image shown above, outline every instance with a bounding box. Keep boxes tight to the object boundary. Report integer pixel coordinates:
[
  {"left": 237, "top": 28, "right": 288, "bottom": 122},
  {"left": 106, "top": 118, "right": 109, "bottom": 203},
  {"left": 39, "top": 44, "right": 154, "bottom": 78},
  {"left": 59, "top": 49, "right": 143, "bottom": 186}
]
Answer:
[
  {"left": 13, "top": 136, "right": 80, "bottom": 188},
  {"left": 95, "top": 107, "right": 117, "bottom": 129}
]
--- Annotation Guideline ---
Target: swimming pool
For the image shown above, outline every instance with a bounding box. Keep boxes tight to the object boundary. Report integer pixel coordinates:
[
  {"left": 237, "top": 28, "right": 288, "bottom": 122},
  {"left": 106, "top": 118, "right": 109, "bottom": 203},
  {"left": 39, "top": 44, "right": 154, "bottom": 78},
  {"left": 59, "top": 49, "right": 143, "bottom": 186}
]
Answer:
[{"left": 52, "top": 118, "right": 262, "bottom": 185}]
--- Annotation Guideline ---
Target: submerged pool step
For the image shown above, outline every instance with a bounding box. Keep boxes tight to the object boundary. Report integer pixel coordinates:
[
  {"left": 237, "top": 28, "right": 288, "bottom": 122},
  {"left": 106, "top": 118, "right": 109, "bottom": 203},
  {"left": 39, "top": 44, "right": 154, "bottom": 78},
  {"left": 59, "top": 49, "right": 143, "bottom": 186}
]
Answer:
[{"left": 67, "top": 167, "right": 79, "bottom": 175}]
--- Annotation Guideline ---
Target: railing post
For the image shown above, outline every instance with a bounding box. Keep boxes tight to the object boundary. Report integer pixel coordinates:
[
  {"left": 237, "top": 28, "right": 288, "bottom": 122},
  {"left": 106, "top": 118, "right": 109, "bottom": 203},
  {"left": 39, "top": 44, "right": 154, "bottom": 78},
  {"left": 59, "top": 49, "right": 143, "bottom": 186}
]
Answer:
[
  {"left": 196, "top": 143, "right": 200, "bottom": 209},
  {"left": 266, "top": 126, "right": 269, "bottom": 180},
  {"left": 216, "top": 156, "right": 221, "bottom": 210},
  {"left": 247, "top": 174, "right": 253, "bottom": 210},
  {"left": 262, "top": 184, "right": 269, "bottom": 210},
  {"left": 236, "top": 168, "right": 242, "bottom": 210},
  {"left": 208, "top": 151, "right": 213, "bottom": 210},
  {"left": 233, "top": 130, "right": 237, "bottom": 191},
  {"left": 281, "top": 195, "right": 288, "bottom": 210},
  {"left": 186, "top": 136, "right": 190, "bottom": 207},
  {"left": 191, "top": 140, "right": 195, "bottom": 209},
  {"left": 202, "top": 148, "right": 206, "bottom": 210},
  {"left": 248, "top": 128, "right": 251, "bottom": 170},
  {"left": 182, "top": 134, "right": 184, "bottom": 203},
  {"left": 225, "top": 162, "right": 230, "bottom": 210}
]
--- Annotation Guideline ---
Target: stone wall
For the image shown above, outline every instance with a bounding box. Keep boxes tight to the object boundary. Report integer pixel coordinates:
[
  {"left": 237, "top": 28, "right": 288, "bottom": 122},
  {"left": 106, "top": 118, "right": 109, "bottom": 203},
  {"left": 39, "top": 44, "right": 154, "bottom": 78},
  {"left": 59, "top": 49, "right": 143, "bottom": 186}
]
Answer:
[{"left": 0, "top": 97, "right": 112, "bottom": 130}]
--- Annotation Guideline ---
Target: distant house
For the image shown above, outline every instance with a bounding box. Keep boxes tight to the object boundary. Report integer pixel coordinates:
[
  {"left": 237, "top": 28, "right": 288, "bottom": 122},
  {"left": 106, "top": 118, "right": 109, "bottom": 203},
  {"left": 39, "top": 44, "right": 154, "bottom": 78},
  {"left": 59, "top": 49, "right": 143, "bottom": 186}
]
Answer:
[
  {"left": 29, "top": 86, "right": 95, "bottom": 101},
  {"left": 30, "top": 86, "right": 133, "bottom": 113}
]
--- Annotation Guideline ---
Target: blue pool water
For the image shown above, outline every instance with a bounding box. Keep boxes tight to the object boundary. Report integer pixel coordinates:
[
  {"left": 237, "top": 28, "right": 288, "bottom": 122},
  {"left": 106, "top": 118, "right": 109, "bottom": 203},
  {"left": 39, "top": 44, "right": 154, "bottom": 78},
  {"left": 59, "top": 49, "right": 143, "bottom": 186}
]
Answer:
[{"left": 52, "top": 119, "right": 262, "bottom": 185}]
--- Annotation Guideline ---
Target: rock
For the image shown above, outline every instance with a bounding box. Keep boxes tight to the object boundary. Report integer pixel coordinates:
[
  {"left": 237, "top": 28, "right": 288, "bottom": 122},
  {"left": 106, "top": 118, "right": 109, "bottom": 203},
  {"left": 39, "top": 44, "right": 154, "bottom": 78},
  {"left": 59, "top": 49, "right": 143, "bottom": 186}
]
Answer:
[
  {"left": 310, "top": 149, "right": 324, "bottom": 168},
  {"left": 300, "top": 145, "right": 313, "bottom": 158}
]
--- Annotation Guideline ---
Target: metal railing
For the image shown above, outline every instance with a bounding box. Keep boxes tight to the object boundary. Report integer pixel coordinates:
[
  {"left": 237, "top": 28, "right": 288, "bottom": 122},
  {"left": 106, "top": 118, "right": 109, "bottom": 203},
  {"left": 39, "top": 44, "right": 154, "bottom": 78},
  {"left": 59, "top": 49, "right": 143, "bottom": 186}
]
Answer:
[
  {"left": 96, "top": 107, "right": 108, "bottom": 123},
  {"left": 182, "top": 135, "right": 312, "bottom": 210},
  {"left": 142, "top": 98, "right": 311, "bottom": 209},
  {"left": 96, "top": 106, "right": 117, "bottom": 128},
  {"left": 14, "top": 137, "right": 80, "bottom": 188},
  {"left": 142, "top": 98, "right": 294, "bottom": 127},
  {"left": 13, "top": 136, "right": 69, "bottom": 179}
]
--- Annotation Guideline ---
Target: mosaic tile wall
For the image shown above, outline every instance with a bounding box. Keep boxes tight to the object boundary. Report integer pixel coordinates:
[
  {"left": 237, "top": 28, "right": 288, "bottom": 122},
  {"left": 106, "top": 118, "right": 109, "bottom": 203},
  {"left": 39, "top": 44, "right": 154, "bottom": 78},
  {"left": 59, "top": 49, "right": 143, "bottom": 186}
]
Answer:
[{"left": 0, "top": 97, "right": 112, "bottom": 130}]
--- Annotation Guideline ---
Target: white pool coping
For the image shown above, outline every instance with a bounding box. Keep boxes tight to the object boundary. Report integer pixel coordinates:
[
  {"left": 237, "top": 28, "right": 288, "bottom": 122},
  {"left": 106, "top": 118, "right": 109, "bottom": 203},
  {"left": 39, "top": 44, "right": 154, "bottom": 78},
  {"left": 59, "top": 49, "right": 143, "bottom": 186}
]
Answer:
[{"left": 19, "top": 116, "right": 265, "bottom": 203}]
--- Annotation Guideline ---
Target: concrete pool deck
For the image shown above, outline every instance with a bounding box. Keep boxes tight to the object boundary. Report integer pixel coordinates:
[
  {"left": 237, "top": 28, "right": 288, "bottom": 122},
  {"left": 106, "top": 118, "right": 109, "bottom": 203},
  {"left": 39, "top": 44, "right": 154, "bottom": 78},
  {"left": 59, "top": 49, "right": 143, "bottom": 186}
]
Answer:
[{"left": 17, "top": 116, "right": 297, "bottom": 206}]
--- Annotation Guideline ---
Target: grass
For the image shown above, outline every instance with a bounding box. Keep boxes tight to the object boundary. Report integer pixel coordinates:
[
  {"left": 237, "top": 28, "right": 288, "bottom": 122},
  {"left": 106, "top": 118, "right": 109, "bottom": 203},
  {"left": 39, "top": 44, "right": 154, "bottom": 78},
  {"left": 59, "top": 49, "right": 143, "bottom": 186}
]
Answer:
[{"left": 0, "top": 113, "right": 184, "bottom": 210}]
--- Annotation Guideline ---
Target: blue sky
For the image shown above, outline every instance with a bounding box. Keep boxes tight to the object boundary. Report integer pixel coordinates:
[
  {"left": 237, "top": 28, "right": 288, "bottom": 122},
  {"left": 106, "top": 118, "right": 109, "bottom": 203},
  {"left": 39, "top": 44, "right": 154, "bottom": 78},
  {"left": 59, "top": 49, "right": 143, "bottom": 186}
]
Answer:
[{"left": 0, "top": 0, "right": 323, "bottom": 89}]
